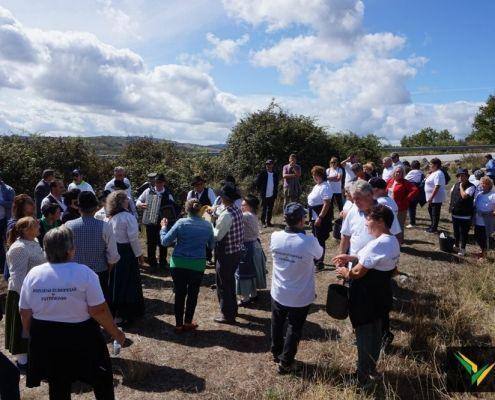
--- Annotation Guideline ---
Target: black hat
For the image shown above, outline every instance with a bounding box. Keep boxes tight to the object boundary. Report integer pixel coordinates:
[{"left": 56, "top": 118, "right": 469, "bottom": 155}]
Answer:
[
  {"left": 456, "top": 168, "right": 469, "bottom": 177},
  {"left": 155, "top": 173, "right": 166, "bottom": 182},
  {"left": 147, "top": 172, "right": 157, "bottom": 179},
  {"left": 113, "top": 179, "right": 129, "bottom": 190},
  {"left": 72, "top": 169, "right": 81, "bottom": 176},
  {"left": 369, "top": 177, "right": 387, "bottom": 189},
  {"left": 283, "top": 202, "right": 306, "bottom": 221},
  {"left": 78, "top": 191, "right": 98, "bottom": 210},
  {"left": 219, "top": 183, "right": 241, "bottom": 201},
  {"left": 191, "top": 176, "right": 205, "bottom": 186}
]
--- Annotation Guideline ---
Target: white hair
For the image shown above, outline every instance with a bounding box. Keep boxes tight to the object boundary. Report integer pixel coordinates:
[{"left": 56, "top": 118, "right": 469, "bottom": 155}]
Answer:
[{"left": 350, "top": 180, "right": 373, "bottom": 196}]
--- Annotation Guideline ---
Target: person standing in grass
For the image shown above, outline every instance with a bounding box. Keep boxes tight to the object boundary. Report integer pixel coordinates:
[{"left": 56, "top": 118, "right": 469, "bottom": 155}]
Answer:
[
  {"left": 473, "top": 176, "right": 495, "bottom": 261},
  {"left": 333, "top": 205, "right": 400, "bottom": 387},
  {"left": 282, "top": 154, "right": 302, "bottom": 208},
  {"left": 326, "top": 157, "right": 343, "bottom": 212},
  {"left": 270, "top": 203, "right": 323, "bottom": 374},
  {"left": 160, "top": 199, "right": 214, "bottom": 333},
  {"left": 405, "top": 160, "right": 424, "bottom": 228},
  {"left": 424, "top": 158, "right": 446, "bottom": 234}
]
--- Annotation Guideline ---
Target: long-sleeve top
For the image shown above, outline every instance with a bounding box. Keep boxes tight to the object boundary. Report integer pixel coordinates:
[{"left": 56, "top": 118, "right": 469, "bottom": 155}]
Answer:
[
  {"left": 386, "top": 178, "right": 420, "bottom": 211},
  {"left": 34, "top": 179, "right": 51, "bottom": 217},
  {"left": 7, "top": 238, "right": 46, "bottom": 293},
  {"left": 186, "top": 188, "right": 216, "bottom": 205},
  {"left": 243, "top": 212, "right": 260, "bottom": 242},
  {"left": 0, "top": 182, "right": 15, "bottom": 221},
  {"left": 106, "top": 211, "right": 143, "bottom": 257},
  {"left": 214, "top": 208, "right": 233, "bottom": 242},
  {"left": 160, "top": 216, "right": 214, "bottom": 262}
]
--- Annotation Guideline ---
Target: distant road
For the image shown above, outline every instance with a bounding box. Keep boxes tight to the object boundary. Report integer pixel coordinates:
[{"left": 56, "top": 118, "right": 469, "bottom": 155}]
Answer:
[{"left": 400, "top": 152, "right": 491, "bottom": 163}]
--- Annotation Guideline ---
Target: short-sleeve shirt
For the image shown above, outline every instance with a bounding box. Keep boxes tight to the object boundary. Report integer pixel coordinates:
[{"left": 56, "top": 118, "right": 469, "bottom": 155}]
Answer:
[
  {"left": 382, "top": 166, "right": 394, "bottom": 181},
  {"left": 326, "top": 167, "right": 343, "bottom": 194},
  {"left": 424, "top": 170, "right": 446, "bottom": 203},
  {"left": 341, "top": 203, "right": 401, "bottom": 255},
  {"left": 474, "top": 192, "right": 495, "bottom": 226},
  {"left": 344, "top": 163, "right": 356, "bottom": 185},
  {"left": 357, "top": 234, "right": 400, "bottom": 271},
  {"left": 307, "top": 182, "right": 333, "bottom": 220},
  {"left": 451, "top": 185, "right": 476, "bottom": 220},
  {"left": 405, "top": 169, "right": 424, "bottom": 184},
  {"left": 283, "top": 164, "right": 301, "bottom": 188},
  {"left": 270, "top": 230, "right": 323, "bottom": 307},
  {"left": 19, "top": 262, "right": 105, "bottom": 323}
]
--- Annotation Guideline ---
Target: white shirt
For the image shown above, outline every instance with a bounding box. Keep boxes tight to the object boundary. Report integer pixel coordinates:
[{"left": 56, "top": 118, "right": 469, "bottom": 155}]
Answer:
[
  {"left": 186, "top": 188, "right": 216, "bottom": 205},
  {"left": 424, "top": 170, "right": 446, "bottom": 203},
  {"left": 137, "top": 187, "right": 174, "bottom": 206},
  {"left": 68, "top": 181, "right": 94, "bottom": 194},
  {"left": 344, "top": 162, "right": 356, "bottom": 185},
  {"left": 474, "top": 192, "right": 495, "bottom": 226},
  {"left": 341, "top": 204, "right": 401, "bottom": 255},
  {"left": 41, "top": 195, "right": 67, "bottom": 214},
  {"left": 343, "top": 200, "right": 354, "bottom": 214},
  {"left": 19, "top": 262, "right": 105, "bottom": 323},
  {"left": 357, "top": 234, "right": 400, "bottom": 271},
  {"left": 7, "top": 239, "right": 46, "bottom": 293},
  {"left": 392, "top": 160, "right": 404, "bottom": 168},
  {"left": 376, "top": 196, "right": 402, "bottom": 233},
  {"left": 266, "top": 172, "right": 274, "bottom": 198},
  {"left": 107, "top": 212, "right": 143, "bottom": 257},
  {"left": 326, "top": 167, "right": 343, "bottom": 194},
  {"left": 307, "top": 181, "right": 333, "bottom": 220},
  {"left": 94, "top": 207, "right": 107, "bottom": 221},
  {"left": 105, "top": 177, "right": 132, "bottom": 197},
  {"left": 382, "top": 166, "right": 394, "bottom": 181},
  {"left": 270, "top": 230, "right": 323, "bottom": 307},
  {"left": 405, "top": 169, "right": 424, "bottom": 184}
]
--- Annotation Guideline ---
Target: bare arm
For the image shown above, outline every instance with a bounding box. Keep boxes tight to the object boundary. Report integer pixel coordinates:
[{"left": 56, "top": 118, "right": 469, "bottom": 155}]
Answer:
[
  {"left": 428, "top": 185, "right": 440, "bottom": 203},
  {"left": 20, "top": 308, "right": 33, "bottom": 338},
  {"left": 88, "top": 302, "right": 125, "bottom": 345},
  {"left": 339, "top": 234, "right": 351, "bottom": 254}
]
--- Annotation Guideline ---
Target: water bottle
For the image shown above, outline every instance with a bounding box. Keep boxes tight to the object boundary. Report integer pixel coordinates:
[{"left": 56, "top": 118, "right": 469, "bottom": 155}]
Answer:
[{"left": 113, "top": 340, "right": 121, "bottom": 356}]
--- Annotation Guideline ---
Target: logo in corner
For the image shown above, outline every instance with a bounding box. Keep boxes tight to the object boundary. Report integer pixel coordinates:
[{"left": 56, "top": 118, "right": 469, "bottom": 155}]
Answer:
[{"left": 455, "top": 351, "right": 495, "bottom": 387}]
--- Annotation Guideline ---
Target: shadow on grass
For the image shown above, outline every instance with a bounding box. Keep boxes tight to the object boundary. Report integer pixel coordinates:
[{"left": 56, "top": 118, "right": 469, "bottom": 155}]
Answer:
[
  {"left": 399, "top": 246, "right": 461, "bottom": 263},
  {"left": 112, "top": 357, "right": 205, "bottom": 393}
]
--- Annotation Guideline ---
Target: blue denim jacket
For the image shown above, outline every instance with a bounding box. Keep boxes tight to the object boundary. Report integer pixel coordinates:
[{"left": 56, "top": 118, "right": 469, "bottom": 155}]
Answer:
[{"left": 160, "top": 216, "right": 214, "bottom": 259}]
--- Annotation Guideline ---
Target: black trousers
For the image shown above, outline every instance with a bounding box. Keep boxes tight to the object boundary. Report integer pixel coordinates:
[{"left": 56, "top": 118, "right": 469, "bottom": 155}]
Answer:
[
  {"left": 145, "top": 224, "right": 167, "bottom": 267},
  {"left": 428, "top": 203, "right": 442, "bottom": 231},
  {"left": 452, "top": 217, "right": 471, "bottom": 249},
  {"left": 408, "top": 199, "right": 418, "bottom": 225},
  {"left": 475, "top": 225, "right": 489, "bottom": 251},
  {"left": 0, "top": 218, "right": 6, "bottom": 274},
  {"left": 261, "top": 196, "right": 275, "bottom": 225},
  {"left": 48, "top": 375, "right": 114, "bottom": 400},
  {"left": 97, "top": 270, "right": 112, "bottom": 311},
  {"left": 170, "top": 268, "right": 204, "bottom": 326},
  {"left": 216, "top": 250, "right": 241, "bottom": 321},
  {"left": 271, "top": 298, "right": 310, "bottom": 366},
  {"left": 0, "top": 351, "right": 20, "bottom": 400},
  {"left": 331, "top": 193, "right": 343, "bottom": 212}
]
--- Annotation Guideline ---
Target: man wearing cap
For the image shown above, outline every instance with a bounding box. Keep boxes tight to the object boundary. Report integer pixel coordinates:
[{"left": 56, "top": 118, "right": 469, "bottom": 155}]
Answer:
[
  {"left": 105, "top": 166, "right": 132, "bottom": 198},
  {"left": 187, "top": 176, "right": 216, "bottom": 206},
  {"left": 66, "top": 192, "right": 120, "bottom": 304},
  {"left": 135, "top": 173, "right": 157, "bottom": 198},
  {"left": 0, "top": 174, "right": 15, "bottom": 273},
  {"left": 282, "top": 154, "right": 302, "bottom": 208},
  {"left": 213, "top": 183, "right": 244, "bottom": 323},
  {"left": 256, "top": 160, "right": 279, "bottom": 228},
  {"left": 34, "top": 169, "right": 55, "bottom": 218},
  {"left": 270, "top": 202, "right": 323, "bottom": 374},
  {"left": 137, "top": 173, "right": 177, "bottom": 271},
  {"left": 67, "top": 169, "right": 94, "bottom": 193},
  {"left": 449, "top": 168, "right": 475, "bottom": 256}
]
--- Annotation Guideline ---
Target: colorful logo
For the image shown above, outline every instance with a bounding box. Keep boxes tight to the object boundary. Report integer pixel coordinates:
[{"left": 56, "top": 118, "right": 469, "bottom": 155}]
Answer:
[{"left": 455, "top": 352, "right": 495, "bottom": 387}]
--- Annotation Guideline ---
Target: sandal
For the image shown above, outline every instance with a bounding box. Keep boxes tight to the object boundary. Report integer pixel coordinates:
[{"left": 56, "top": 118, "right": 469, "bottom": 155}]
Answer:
[{"left": 184, "top": 322, "right": 199, "bottom": 331}]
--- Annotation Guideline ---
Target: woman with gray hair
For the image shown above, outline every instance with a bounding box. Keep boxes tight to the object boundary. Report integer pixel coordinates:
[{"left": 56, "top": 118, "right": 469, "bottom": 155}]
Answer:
[
  {"left": 160, "top": 199, "right": 214, "bottom": 332},
  {"left": 386, "top": 166, "right": 419, "bottom": 243},
  {"left": 106, "top": 190, "right": 144, "bottom": 326},
  {"left": 19, "top": 226, "right": 124, "bottom": 399}
]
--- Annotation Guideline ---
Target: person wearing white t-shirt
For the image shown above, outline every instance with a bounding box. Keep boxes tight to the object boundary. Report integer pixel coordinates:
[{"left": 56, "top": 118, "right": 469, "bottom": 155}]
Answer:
[
  {"left": 326, "top": 157, "right": 343, "bottom": 211},
  {"left": 390, "top": 152, "right": 403, "bottom": 169},
  {"left": 449, "top": 169, "right": 475, "bottom": 256},
  {"left": 19, "top": 226, "right": 125, "bottom": 399},
  {"left": 381, "top": 157, "right": 394, "bottom": 182},
  {"left": 270, "top": 203, "right": 323, "bottom": 374},
  {"left": 333, "top": 204, "right": 400, "bottom": 385},
  {"left": 473, "top": 177, "right": 495, "bottom": 260},
  {"left": 369, "top": 177, "right": 402, "bottom": 242},
  {"left": 308, "top": 166, "right": 333, "bottom": 270},
  {"left": 67, "top": 169, "right": 94, "bottom": 194},
  {"left": 424, "top": 158, "right": 446, "bottom": 233},
  {"left": 341, "top": 154, "right": 358, "bottom": 186},
  {"left": 340, "top": 181, "right": 401, "bottom": 257}
]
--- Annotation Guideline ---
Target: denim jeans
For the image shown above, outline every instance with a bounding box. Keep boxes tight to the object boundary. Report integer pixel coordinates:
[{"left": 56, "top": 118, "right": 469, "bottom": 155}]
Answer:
[{"left": 355, "top": 319, "right": 383, "bottom": 378}]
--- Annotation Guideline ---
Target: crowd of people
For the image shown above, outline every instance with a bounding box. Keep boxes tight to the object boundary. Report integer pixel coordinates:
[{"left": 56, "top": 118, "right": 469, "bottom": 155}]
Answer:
[{"left": 0, "top": 151, "right": 495, "bottom": 398}]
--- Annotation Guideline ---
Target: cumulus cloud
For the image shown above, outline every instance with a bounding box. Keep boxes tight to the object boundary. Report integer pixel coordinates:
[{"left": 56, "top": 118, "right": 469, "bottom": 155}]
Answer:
[
  {"left": 96, "top": 0, "right": 140, "bottom": 39},
  {"left": 206, "top": 32, "right": 249, "bottom": 63}
]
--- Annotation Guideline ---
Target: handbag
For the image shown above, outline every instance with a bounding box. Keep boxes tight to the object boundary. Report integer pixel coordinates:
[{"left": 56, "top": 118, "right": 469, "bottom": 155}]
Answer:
[{"left": 326, "top": 283, "right": 349, "bottom": 320}]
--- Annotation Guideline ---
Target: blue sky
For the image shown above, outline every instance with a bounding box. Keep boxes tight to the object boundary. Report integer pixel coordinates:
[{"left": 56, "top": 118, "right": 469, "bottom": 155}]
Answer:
[{"left": 0, "top": 0, "right": 492, "bottom": 144}]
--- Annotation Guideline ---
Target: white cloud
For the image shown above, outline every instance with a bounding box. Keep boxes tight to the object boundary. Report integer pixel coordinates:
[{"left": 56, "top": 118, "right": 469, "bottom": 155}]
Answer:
[
  {"left": 206, "top": 32, "right": 249, "bottom": 63},
  {"left": 96, "top": 0, "right": 140, "bottom": 39}
]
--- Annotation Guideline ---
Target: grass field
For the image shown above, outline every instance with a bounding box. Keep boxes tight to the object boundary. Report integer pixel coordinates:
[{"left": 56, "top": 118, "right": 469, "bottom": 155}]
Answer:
[{"left": 2, "top": 204, "right": 495, "bottom": 400}]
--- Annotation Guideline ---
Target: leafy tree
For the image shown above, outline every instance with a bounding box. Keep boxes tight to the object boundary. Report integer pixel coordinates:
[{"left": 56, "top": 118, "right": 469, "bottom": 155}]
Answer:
[
  {"left": 466, "top": 95, "right": 495, "bottom": 144},
  {"left": 400, "top": 127, "right": 460, "bottom": 147}
]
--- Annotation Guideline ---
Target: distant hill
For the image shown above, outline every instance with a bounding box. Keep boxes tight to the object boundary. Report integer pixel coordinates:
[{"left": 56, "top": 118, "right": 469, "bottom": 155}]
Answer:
[{"left": 83, "top": 136, "right": 224, "bottom": 156}]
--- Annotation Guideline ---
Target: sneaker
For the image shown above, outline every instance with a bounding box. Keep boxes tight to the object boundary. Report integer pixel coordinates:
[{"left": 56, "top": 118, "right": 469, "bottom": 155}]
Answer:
[
  {"left": 405, "top": 224, "right": 414, "bottom": 229},
  {"left": 457, "top": 248, "right": 466, "bottom": 256}
]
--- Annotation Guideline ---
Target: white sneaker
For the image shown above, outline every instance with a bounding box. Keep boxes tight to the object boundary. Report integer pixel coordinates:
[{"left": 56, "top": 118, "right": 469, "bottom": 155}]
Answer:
[
  {"left": 457, "top": 249, "right": 466, "bottom": 256},
  {"left": 406, "top": 224, "right": 414, "bottom": 229}
]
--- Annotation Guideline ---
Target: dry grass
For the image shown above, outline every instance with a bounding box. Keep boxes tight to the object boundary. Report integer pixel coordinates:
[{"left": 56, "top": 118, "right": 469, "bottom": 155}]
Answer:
[{"left": 1, "top": 205, "right": 495, "bottom": 399}]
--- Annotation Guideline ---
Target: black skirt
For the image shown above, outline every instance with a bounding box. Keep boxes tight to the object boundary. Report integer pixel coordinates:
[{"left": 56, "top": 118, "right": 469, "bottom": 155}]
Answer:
[
  {"left": 5, "top": 290, "right": 27, "bottom": 355},
  {"left": 27, "top": 318, "right": 111, "bottom": 388},
  {"left": 110, "top": 243, "right": 144, "bottom": 320}
]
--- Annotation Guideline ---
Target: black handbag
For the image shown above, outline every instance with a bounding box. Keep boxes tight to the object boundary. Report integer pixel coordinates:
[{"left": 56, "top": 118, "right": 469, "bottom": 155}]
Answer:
[{"left": 326, "top": 283, "right": 349, "bottom": 320}]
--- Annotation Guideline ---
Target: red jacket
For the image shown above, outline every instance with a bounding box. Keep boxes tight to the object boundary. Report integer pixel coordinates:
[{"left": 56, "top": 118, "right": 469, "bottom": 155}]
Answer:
[{"left": 386, "top": 178, "right": 420, "bottom": 211}]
